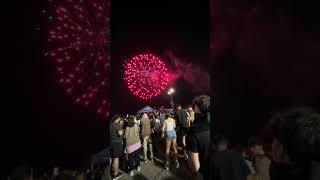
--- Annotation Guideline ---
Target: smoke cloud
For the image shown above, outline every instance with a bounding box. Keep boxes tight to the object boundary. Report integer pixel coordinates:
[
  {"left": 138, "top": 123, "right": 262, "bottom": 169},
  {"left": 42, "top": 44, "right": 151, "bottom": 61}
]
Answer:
[{"left": 164, "top": 50, "right": 210, "bottom": 94}]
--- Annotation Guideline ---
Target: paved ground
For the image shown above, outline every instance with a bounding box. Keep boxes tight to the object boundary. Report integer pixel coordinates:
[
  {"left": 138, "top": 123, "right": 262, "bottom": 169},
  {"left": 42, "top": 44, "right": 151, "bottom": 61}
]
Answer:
[{"left": 116, "top": 142, "right": 193, "bottom": 180}]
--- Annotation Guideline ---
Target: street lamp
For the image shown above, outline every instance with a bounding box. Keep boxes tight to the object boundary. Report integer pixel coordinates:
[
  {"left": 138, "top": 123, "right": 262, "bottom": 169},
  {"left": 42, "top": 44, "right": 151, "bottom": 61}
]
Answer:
[{"left": 167, "top": 88, "right": 175, "bottom": 108}]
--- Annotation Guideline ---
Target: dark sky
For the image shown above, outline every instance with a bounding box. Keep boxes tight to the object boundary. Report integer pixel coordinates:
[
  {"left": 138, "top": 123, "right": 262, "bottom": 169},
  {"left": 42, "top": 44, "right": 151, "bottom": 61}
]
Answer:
[
  {"left": 212, "top": 0, "right": 320, "bottom": 144},
  {"left": 111, "top": 0, "right": 210, "bottom": 114},
  {"left": 4, "top": 0, "right": 108, "bottom": 170}
]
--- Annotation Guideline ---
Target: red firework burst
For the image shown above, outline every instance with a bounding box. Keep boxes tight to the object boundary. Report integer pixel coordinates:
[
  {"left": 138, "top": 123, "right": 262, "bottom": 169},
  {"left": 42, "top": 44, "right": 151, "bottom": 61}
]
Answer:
[
  {"left": 44, "top": 0, "right": 110, "bottom": 117},
  {"left": 124, "top": 53, "right": 170, "bottom": 100}
]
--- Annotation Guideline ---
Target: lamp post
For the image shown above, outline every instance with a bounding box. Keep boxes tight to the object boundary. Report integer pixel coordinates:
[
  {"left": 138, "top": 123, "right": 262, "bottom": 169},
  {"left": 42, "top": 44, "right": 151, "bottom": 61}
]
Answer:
[{"left": 167, "top": 88, "right": 175, "bottom": 109}]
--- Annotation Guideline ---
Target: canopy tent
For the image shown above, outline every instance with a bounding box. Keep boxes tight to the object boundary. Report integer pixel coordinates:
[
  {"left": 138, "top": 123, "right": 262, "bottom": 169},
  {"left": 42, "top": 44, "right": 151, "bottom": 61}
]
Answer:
[{"left": 137, "top": 106, "right": 154, "bottom": 114}]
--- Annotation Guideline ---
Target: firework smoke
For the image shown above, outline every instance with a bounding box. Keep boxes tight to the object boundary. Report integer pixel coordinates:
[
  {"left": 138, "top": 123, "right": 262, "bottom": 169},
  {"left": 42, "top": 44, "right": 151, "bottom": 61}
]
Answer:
[{"left": 165, "top": 50, "right": 210, "bottom": 94}]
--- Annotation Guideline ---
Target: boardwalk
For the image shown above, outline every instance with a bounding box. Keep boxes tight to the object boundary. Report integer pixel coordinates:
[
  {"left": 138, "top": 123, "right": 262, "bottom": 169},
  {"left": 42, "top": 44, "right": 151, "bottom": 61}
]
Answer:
[{"left": 116, "top": 143, "right": 194, "bottom": 180}]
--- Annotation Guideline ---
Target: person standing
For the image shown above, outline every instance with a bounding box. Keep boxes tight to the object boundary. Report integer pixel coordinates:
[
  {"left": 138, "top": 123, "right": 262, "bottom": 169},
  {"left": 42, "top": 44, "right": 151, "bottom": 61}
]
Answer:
[
  {"left": 248, "top": 137, "right": 271, "bottom": 180},
  {"left": 140, "top": 113, "right": 154, "bottom": 162},
  {"left": 212, "top": 135, "right": 252, "bottom": 180},
  {"left": 110, "top": 114, "right": 124, "bottom": 180},
  {"left": 186, "top": 105, "right": 195, "bottom": 125},
  {"left": 176, "top": 104, "right": 189, "bottom": 160},
  {"left": 162, "top": 113, "right": 180, "bottom": 171},
  {"left": 187, "top": 95, "right": 211, "bottom": 180},
  {"left": 124, "top": 116, "right": 142, "bottom": 176}
]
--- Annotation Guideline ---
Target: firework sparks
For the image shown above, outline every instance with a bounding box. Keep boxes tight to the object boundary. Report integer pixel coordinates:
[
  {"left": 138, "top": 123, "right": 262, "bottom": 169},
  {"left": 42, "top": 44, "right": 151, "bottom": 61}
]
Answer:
[
  {"left": 44, "top": 0, "right": 110, "bottom": 117},
  {"left": 124, "top": 53, "right": 170, "bottom": 100}
]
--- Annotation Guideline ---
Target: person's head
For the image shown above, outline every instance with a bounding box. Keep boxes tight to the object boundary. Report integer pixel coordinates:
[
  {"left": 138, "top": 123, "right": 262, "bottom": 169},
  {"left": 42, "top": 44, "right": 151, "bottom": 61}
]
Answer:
[
  {"left": 165, "top": 113, "right": 172, "bottom": 119},
  {"left": 270, "top": 107, "right": 320, "bottom": 163},
  {"left": 248, "top": 137, "right": 264, "bottom": 156},
  {"left": 127, "top": 115, "right": 136, "bottom": 127},
  {"left": 142, "top": 113, "right": 148, "bottom": 119},
  {"left": 214, "top": 135, "right": 229, "bottom": 152},
  {"left": 177, "top": 104, "right": 182, "bottom": 109},
  {"left": 186, "top": 105, "right": 193, "bottom": 112},
  {"left": 111, "top": 114, "right": 121, "bottom": 123},
  {"left": 192, "top": 95, "right": 210, "bottom": 114}
]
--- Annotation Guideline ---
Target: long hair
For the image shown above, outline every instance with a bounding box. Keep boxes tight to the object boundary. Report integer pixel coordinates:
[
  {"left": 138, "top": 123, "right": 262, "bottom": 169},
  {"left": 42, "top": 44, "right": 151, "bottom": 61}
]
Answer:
[{"left": 141, "top": 113, "right": 149, "bottom": 120}]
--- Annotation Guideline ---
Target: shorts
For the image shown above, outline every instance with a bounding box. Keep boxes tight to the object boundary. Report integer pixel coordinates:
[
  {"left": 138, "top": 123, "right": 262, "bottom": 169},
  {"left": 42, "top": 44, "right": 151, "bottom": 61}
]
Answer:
[
  {"left": 166, "top": 130, "right": 177, "bottom": 140},
  {"left": 180, "top": 127, "right": 189, "bottom": 136},
  {"left": 111, "top": 142, "right": 123, "bottom": 158}
]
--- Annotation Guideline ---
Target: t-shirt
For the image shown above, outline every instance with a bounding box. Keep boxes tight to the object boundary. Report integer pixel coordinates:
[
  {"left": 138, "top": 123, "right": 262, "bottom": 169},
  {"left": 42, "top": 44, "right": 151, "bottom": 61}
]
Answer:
[
  {"left": 176, "top": 108, "right": 189, "bottom": 128},
  {"left": 187, "top": 113, "right": 210, "bottom": 180},
  {"left": 159, "top": 113, "right": 165, "bottom": 125},
  {"left": 111, "top": 122, "right": 122, "bottom": 143},
  {"left": 187, "top": 130, "right": 210, "bottom": 180},
  {"left": 212, "top": 150, "right": 251, "bottom": 180}
]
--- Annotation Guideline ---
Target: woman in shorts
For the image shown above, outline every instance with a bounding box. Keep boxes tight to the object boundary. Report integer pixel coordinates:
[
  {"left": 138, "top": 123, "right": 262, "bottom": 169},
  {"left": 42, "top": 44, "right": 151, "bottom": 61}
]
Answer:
[{"left": 162, "top": 113, "right": 179, "bottom": 170}]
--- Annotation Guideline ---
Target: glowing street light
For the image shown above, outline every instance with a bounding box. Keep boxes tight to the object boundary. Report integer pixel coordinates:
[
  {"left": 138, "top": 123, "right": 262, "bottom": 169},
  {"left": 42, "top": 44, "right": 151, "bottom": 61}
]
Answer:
[{"left": 167, "top": 88, "right": 175, "bottom": 108}]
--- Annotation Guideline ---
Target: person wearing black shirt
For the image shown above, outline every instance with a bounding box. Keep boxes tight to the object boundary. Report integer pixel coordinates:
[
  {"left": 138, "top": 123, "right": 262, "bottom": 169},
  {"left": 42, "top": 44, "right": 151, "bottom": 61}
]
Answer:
[
  {"left": 212, "top": 135, "right": 252, "bottom": 180},
  {"left": 110, "top": 114, "right": 124, "bottom": 180},
  {"left": 176, "top": 104, "right": 189, "bottom": 160},
  {"left": 187, "top": 95, "right": 211, "bottom": 180}
]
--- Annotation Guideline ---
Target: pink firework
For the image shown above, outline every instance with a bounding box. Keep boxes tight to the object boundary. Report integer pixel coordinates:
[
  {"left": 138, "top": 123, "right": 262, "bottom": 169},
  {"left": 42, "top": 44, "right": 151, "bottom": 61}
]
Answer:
[
  {"left": 45, "top": 0, "right": 110, "bottom": 117},
  {"left": 124, "top": 53, "right": 170, "bottom": 100}
]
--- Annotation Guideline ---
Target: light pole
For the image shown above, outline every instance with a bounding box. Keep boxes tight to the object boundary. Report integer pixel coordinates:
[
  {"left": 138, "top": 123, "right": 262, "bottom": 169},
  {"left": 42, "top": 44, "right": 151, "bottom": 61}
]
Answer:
[{"left": 167, "top": 88, "right": 175, "bottom": 109}]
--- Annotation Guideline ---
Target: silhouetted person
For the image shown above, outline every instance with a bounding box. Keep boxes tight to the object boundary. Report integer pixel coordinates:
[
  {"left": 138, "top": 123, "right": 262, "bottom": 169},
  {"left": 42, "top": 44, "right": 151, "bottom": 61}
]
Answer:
[
  {"left": 110, "top": 114, "right": 124, "bottom": 180},
  {"left": 248, "top": 137, "right": 271, "bottom": 180},
  {"left": 176, "top": 104, "right": 189, "bottom": 160},
  {"left": 212, "top": 135, "right": 252, "bottom": 180},
  {"left": 269, "top": 108, "right": 320, "bottom": 180},
  {"left": 187, "top": 95, "right": 211, "bottom": 180}
]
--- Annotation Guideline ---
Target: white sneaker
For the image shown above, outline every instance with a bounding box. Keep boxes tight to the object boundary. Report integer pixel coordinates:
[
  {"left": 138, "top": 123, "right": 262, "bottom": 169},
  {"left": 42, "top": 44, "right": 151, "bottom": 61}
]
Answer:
[
  {"left": 175, "top": 161, "right": 180, "bottom": 168},
  {"left": 184, "top": 153, "right": 188, "bottom": 160},
  {"left": 129, "top": 171, "right": 134, "bottom": 176},
  {"left": 137, "top": 166, "right": 141, "bottom": 172},
  {"left": 165, "top": 163, "right": 169, "bottom": 171}
]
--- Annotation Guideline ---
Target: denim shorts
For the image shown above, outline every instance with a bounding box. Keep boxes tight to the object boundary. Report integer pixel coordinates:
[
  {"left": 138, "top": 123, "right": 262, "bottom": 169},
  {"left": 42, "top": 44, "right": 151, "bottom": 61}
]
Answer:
[{"left": 166, "top": 130, "right": 176, "bottom": 140}]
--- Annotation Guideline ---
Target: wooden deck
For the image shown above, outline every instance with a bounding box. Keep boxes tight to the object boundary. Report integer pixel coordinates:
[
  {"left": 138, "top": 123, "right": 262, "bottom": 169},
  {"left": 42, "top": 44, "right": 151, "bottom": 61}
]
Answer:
[{"left": 116, "top": 144, "right": 193, "bottom": 180}]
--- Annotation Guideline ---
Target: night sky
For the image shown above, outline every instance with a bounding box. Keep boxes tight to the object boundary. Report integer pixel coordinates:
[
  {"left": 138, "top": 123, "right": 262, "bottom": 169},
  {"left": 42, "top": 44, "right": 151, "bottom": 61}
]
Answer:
[
  {"left": 212, "top": 0, "right": 320, "bottom": 144},
  {"left": 111, "top": 0, "right": 210, "bottom": 114},
  {"left": 4, "top": 0, "right": 108, "bottom": 170}
]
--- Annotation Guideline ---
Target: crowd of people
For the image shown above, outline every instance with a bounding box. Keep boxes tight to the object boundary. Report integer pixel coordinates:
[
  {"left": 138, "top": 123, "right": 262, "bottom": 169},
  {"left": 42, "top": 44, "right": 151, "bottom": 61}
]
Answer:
[
  {"left": 110, "top": 95, "right": 320, "bottom": 180},
  {"left": 209, "top": 107, "right": 320, "bottom": 180},
  {"left": 110, "top": 95, "right": 211, "bottom": 180},
  {"left": 6, "top": 95, "right": 320, "bottom": 180}
]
